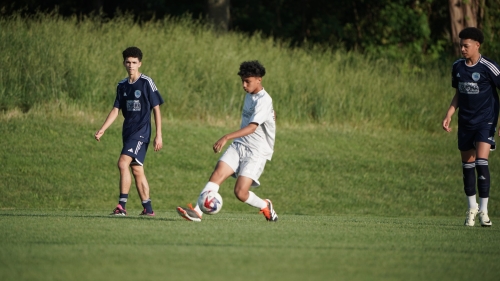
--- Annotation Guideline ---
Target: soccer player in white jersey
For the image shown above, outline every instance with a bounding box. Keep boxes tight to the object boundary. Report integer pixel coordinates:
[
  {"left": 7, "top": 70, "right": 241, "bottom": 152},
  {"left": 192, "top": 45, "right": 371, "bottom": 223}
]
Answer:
[
  {"left": 176, "top": 61, "right": 278, "bottom": 222},
  {"left": 95, "top": 47, "right": 164, "bottom": 216},
  {"left": 442, "top": 27, "right": 500, "bottom": 227}
]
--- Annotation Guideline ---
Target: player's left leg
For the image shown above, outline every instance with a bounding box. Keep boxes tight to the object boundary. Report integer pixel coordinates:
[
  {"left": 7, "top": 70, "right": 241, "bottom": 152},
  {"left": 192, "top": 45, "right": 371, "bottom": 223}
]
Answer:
[
  {"left": 124, "top": 140, "right": 154, "bottom": 216},
  {"left": 131, "top": 164, "right": 154, "bottom": 216},
  {"left": 475, "top": 141, "right": 492, "bottom": 227},
  {"left": 235, "top": 152, "right": 278, "bottom": 222}
]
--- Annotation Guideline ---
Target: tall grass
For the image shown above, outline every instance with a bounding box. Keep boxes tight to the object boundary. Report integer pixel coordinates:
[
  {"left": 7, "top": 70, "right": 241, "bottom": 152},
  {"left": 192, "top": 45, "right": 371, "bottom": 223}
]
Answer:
[{"left": 1, "top": 12, "right": 453, "bottom": 131}]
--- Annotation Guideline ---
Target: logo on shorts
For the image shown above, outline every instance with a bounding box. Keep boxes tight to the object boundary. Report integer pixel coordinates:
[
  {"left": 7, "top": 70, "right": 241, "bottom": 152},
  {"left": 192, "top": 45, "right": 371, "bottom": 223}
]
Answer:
[
  {"left": 128, "top": 148, "right": 133, "bottom": 152},
  {"left": 124, "top": 92, "right": 127, "bottom": 96},
  {"left": 472, "top": 72, "right": 480, "bottom": 81},
  {"left": 456, "top": 73, "right": 460, "bottom": 77},
  {"left": 134, "top": 90, "right": 141, "bottom": 98}
]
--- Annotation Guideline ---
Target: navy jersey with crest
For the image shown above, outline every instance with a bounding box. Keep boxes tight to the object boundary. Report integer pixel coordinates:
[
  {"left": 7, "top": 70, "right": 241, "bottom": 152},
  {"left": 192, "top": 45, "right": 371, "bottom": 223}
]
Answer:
[
  {"left": 113, "top": 74, "right": 164, "bottom": 143},
  {"left": 452, "top": 56, "right": 500, "bottom": 129}
]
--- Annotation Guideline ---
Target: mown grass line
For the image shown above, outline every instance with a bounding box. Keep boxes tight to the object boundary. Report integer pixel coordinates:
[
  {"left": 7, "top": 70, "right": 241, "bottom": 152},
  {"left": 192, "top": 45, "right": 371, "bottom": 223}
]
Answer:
[{"left": 0, "top": 210, "right": 499, "bottom": 281}]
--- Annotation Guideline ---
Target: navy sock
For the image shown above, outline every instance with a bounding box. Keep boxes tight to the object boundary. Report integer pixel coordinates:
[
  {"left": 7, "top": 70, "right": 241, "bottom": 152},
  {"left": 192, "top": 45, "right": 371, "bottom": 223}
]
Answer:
[
  {"left": 142, "top": 199, "right": 153, "bottom": 214},
  {"left": 462, "top": 161, "right": 476, "bottom": 196},
  {"left": 475, "top": 158, "right": 490, "bottom": 198},
  {"left": 119, "top": 193, "right": 128, "bottom": 209}
]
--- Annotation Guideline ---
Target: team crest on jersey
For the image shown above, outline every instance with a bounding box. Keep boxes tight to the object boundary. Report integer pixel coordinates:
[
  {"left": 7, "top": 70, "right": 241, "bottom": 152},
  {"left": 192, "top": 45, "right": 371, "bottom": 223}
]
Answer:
[
  {"left": 472, "top": 72, "right": 480, "bottom": 81},
  {"left": 134, "top": 90, "right": 141, "bottom": 98}
]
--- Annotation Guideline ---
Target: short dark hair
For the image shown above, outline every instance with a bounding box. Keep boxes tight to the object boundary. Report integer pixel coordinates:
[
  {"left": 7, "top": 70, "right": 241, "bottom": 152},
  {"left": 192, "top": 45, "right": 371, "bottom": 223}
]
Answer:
[
  {"left": 237, "top": 61, "right": 266, "bottom": 78},
  {"left": 122, "top": 47, "right": 143, "bottom": 61},
  {"left": 459, "top": 27, "right": 484, "bottom": 44}
]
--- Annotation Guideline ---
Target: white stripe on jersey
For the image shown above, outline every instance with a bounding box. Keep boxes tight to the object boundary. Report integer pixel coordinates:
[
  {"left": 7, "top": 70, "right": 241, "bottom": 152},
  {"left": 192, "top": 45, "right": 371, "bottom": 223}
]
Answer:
[
  {"left": 135, "top": 141, "right": 143, "bottom": 155},
  {"left": 453, "top": 58, "right": 465, "bottom": 66},
  {"left": 480, "top": 58, "right": 500, "bottom": 76},
  {"left": 141, "top": 74, "right": 158, "bottom": 92}
]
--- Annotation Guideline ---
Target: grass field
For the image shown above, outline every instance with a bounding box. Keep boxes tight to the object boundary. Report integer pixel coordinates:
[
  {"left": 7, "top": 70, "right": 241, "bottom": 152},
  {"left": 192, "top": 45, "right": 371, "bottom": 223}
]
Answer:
[
  {"left": 2, "top": 12, "right": 500, "bottom": 281},
  {"left": 1, "top": 111, "right": 500, "bottom": 281},
  {"left": 1, "top": 210, "right": 499, "bottom": 281}
]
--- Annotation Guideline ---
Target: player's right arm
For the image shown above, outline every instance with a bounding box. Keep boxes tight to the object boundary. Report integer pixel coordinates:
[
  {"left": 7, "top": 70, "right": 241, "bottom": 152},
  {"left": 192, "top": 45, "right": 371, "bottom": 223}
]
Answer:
[
  {"left": 95, "top": 107, "right": 119, "bottom": 141},
  {"left": 442, "top": 91, "right": 459, "bottom": 132}
]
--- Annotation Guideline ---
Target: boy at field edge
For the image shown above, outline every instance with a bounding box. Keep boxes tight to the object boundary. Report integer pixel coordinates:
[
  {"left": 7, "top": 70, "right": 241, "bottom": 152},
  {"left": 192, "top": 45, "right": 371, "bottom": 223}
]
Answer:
[
  {"left": 176, "top": 61, "right": 278, "bottom": 222},
  {"left": 95, "top": 47, "right": 164, "bottom": 216},
  {"left": 442, "top": 27, "right": 500, "bottom": 227}
]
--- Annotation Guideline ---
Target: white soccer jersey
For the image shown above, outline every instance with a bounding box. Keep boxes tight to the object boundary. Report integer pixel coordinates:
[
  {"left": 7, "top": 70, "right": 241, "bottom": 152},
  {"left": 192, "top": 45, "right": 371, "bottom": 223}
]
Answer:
[{"left": 233, "top": 88, "right": 276, "bottom": 160}]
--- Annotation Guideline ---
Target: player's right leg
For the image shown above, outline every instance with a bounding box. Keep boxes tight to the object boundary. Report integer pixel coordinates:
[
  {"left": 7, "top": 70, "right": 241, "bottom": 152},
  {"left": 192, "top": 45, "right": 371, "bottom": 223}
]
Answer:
[
  {"left": 176, "top": 161, "right": 235, "bottom": 222},
  {"left": 110, "top": 154, "right": 133, "bottom": 216},
  {"left": 459, "top": 129, "right": 478, "bottom": 226}
]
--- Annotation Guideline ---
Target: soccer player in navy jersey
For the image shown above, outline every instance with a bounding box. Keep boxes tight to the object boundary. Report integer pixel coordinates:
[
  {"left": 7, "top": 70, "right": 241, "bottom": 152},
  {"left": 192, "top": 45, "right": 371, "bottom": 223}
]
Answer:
[
  {"left": 95, "top": 47, "right": 164, "bottom": 216},
  {"left": 442, "top": 27, "right": 500, "bottom": 227}
]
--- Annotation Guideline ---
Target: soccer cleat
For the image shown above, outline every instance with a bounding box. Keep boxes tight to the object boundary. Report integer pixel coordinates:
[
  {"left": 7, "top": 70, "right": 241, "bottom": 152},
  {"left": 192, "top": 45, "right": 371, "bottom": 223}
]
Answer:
[
  {"left": 176, "top": 203, "right": 202, "bottom": 222},
  {"left": 260, "top": 199, "right": 278, "bottom": 222},
  {"left": 139, "top": 209, "right": 155, "bottom": 216},
  {"left": 110, "top": 204, "right": 127, "bottom": 216},
  {"left": 464, "top": 207, "right": 478, "bottom": 226},
  {"left": 478, "top": 211, "right": 492, "bottom": 227}
]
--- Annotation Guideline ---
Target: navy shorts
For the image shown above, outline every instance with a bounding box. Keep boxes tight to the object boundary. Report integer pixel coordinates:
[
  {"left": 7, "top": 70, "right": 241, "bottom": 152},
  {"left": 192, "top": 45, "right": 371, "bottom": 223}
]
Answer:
[
  {"left": 121, "top": 139, "right": 149, "bottom": 166},
  {"left": 457, "top": 123, "right": 496, "bottom": 151}
]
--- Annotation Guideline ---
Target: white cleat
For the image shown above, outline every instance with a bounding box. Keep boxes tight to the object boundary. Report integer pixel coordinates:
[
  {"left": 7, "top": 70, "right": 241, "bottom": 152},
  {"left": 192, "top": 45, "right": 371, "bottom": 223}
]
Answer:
[
  {"left": 464, "top": 207, "right": 479, "bottom": 226},
  {"left": 478, "top": 211, "right": 492, "bottom": 227}
]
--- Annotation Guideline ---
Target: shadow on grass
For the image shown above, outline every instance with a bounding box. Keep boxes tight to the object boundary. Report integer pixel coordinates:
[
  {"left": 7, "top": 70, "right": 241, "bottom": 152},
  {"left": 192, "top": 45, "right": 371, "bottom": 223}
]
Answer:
[{"left": 0, "top": 212, "right": 177, "bottom": 222}]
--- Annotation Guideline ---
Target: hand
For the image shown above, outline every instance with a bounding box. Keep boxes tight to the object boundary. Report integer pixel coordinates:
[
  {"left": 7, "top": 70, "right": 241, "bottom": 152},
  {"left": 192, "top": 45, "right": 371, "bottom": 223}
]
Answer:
[
  {"left": 442, "top": 117, "right": 452, "bottom": 132},
  {"left": 95, "top": 129, "right": 105, "bottom": 141},
  {"left": 154, "top": 135, "right": 163, "bottom": 151},
  {"left": 213, "top": 136, "right": 228, "bottom": 153}
]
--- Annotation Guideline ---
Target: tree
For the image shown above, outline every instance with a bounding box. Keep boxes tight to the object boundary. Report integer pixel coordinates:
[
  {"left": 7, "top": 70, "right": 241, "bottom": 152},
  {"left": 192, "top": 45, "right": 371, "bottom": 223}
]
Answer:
[
  {"left": 207, "top": 0, "right": 230, "bottom": 32},
  {"left": 449, "top": 0, "right": 484, "bottom": 55}
]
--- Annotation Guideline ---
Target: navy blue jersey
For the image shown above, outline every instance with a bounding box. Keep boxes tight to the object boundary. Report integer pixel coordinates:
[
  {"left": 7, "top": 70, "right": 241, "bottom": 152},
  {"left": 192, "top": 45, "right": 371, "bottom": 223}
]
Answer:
[
  {"left": 113, "top": 74, "right": 164, "bottom": 142},
  {"left": 452, "top": 56, "right": 500, "bottom": 129}
]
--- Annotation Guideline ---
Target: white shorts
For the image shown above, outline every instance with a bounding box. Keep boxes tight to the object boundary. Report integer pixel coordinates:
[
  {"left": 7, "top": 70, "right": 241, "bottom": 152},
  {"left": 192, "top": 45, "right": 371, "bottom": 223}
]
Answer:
[{"left": 219, "top": 142, "right": 267, "bottom": 187}]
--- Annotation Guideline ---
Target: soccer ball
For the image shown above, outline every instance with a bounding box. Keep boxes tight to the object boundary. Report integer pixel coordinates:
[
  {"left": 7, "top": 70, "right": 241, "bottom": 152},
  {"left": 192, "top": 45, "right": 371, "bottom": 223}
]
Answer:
[{"left": 197, "top": 190, "right": 223, "bottom": 215}]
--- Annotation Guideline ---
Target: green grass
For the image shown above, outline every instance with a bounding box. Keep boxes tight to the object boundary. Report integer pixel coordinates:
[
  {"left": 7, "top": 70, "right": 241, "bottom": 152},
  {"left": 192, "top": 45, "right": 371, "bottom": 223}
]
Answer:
[
  {"left": 2, "top": 11, "right": 500, "bottom": 281},
  {"left": 1, "top": 210, "right": 499, "bottom": 281},
  {"left": 2, "top": 110, "right": 496, "bottom": 217},
  {"left": 0, "top": 12, "right": 451, "bottom": 131}
]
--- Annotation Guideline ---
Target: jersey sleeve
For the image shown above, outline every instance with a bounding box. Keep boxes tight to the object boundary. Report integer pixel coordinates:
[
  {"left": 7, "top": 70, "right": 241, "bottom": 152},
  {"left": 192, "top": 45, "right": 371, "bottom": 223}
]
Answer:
[
  {"left": 145, "top": 78, "right": 164, "bottom": 108},
  {"left": 113, "top": 84, "right": 121, "bottom": 109},
  {"left": 249, "top": 96, "right": 273, "bottom": 125},
  {"left": 486, "top": 60, "right": 500, "bottom": 89},
  {"left": 451, "top": 62, "right": 459, "bottom": 89}
]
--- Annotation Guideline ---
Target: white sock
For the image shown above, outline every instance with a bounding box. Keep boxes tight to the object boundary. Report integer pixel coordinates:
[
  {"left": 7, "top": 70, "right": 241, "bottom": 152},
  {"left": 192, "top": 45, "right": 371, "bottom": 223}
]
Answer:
[
  {"left": 194, "top": 182, "right": 220, "bottom": 215},
  {"left": 244, "top": 191, "right": 267, "bottom": 209},
  {"left": 479, "top": 197, "right": 489, "bottom": 213},
  {"left": 467, "top": 195, "right": 478, "bottom": 209}
]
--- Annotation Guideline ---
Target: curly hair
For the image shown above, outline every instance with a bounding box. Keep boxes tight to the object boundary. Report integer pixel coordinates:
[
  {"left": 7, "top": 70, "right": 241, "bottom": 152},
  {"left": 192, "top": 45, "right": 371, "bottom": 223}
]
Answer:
[
  {"left": 237, "top": 60, "right": 266, "bottom": 78},
  {"left": 122, "top": 47, "right": 143, "bottom": 61},
  {"left": 459, "top": 27, "right": 484, "bottom": 44}
]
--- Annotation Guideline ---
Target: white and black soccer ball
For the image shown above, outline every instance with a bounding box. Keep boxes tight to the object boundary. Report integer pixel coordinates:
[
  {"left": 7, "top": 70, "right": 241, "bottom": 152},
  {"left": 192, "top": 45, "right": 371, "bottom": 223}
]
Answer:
[{"left": 197, "top": 190, "right": 223, "bottom": 215}]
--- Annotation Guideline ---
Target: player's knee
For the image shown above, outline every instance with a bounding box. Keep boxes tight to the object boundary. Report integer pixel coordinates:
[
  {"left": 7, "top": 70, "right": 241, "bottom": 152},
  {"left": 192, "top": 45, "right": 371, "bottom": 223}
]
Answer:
[{"left": 233, "top": 188, "right": 247, "bottom": 202}]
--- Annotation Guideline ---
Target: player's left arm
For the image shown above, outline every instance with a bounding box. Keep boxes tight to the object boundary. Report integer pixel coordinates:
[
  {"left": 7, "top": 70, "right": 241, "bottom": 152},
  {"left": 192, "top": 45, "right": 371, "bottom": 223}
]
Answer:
[
  {"left": 152, "top": 105, "right": 163, "bottom": 151},
  {"left": 213, "top": 123, "right": 258, "bottom": 153}
]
